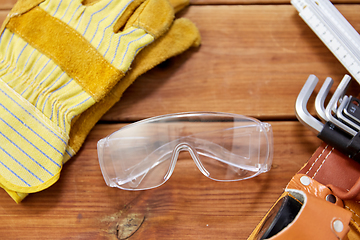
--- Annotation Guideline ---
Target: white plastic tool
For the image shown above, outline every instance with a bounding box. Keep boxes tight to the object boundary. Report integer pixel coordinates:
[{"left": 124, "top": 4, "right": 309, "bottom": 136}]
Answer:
[{"left": 292, "top": 0, "right": 360, "bottom": 84}]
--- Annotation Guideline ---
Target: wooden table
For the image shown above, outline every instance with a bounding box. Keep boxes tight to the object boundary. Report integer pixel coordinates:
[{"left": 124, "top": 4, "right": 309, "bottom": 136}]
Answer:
[{"left": 1, "top": 0, "right": 360, "bottom": 239}]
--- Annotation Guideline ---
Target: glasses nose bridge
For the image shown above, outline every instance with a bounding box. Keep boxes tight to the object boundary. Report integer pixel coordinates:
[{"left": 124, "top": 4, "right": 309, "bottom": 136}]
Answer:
[
  {"left": 174, "top": 142, "right": 197, "bottom": 159},
  {"left": 164, "top": 141, "right": 210, "bottom": 180}
]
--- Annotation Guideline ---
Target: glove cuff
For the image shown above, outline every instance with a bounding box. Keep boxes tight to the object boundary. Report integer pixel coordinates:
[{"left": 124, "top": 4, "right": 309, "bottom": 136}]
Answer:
[{"left": 0, "top": 78, "right": 67, "bottom": 193}]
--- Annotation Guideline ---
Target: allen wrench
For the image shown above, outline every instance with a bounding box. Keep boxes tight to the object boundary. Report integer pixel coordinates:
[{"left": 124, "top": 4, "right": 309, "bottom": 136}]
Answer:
[
  {"left": 336, "top": 95, "right": 360, "bottom": 131},
  {"left": 343, "top": 96, "right": 360, "bottom": 126},
  {"left": 316, "top": 75, "right": 360, "bottom": 132},
  {"left": 295, "top": 74, "right": 360, "bottom": 161},
  {"left": 314, "top": 75, "right": 360, "bottom": 132},
  {"left": 295, "top": 74, "right": 324, "bottom": 134},
  {"left": 324, "top": 75, "right": 356, "bottom": 136},
  {"left": 315, "top": 76, "right": 333, "bottom": 123}
]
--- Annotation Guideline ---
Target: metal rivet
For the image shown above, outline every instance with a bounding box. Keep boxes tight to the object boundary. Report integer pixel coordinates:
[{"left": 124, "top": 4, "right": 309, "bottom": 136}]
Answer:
[
  {"left": 333, "top": 220, "right": 344, "bottom": 233},
  {"left": 300, "top": 176, "right": 311, "bottom": 186},
  {"left": 326, "top": 194, "right": 336, "bottom": 203}
]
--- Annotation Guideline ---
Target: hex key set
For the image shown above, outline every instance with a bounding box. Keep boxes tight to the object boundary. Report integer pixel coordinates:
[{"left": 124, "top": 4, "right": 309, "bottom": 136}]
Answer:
[{"left": 296, "top": 74, "right": 360, "bottom": 160}]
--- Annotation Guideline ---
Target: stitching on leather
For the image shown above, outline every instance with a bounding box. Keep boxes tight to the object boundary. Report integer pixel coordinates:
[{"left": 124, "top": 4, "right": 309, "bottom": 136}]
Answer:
[
  {"left": 306, "top": 144, "right": 328, "bottom": 176},
  {"left": 312, "top": 147, "right": 334, "bottom": 179},
  {"left": 345, "top": 205, "right": 360, "bottom": 228},
  {"left": 346, "top": 205, "right": 360, "bottom": 219}
]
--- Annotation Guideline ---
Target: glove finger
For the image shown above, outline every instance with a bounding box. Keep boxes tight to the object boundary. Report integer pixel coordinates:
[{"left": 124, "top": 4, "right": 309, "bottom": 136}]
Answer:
[
  {"left": 123, "top": 0, "right": 174, "bottom": 39},
  {"left": 40, "top": 0, "right": 133, "bottom": 38},
  {"left": 168, "top": 0, "right": 190, "bottom": 13},
  {"left": 113, "top": 0, "right": 146, "bottom": 33},
  {"left": 3, "top": 17, "right": 200, "bottom": 202},
  {"left": 38, "top": 0, "right": 174, "bottom": 73},
  {"left": 83, "top": 0, "right": 189, "bottom": 14},
  {"left": 2, "top": 17, "right": 200, "bottom": 203},
  {"left": 67, "top": 18, "right": 201, "bottom": 158},
  {"left": 91, "top": 0, "right": 175, "bottom": 72}
]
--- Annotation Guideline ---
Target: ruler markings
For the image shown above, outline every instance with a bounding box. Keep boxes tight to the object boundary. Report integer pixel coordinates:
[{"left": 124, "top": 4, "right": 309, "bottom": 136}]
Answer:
[{"left": 292, "top": 0, "right": 360, "bottom": 83}]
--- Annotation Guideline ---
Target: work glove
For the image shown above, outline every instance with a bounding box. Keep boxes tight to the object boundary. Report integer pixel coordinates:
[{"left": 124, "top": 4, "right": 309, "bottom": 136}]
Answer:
[
  {"left": 0, "top": 0, "right": 174, "bottom": 201},
  {"left": 67, "top": 18, "right": 201, "bottom": 158},
  {"left": 0, "top": 0, "right": 201, "bottom": 203}
]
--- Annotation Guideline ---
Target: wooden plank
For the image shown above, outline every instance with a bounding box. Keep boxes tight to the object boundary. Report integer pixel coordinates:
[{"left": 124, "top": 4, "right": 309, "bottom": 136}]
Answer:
[
  {"left": 0, "top": 0, "right": 16, "bottom": 10},
  {"left": 0, "top": 10, "right": 7, "bottom": 23},
  {"left": 1, "top": 0, "right": 360, "bottom": 10},
  {"left": 0, "top": 121, "right": 322, "bottom": 239},
  {"left": 102, "top": 5, "right": 360, "bottom": 122},
  {"left": 1, "top": 6, "right": 360, "bottom": 121},
  {"left": 190, "top": 0, "right": 360, "bottom": 4},
  {"left": 0, "top": 1, "right": 358, "bottom": 239}
]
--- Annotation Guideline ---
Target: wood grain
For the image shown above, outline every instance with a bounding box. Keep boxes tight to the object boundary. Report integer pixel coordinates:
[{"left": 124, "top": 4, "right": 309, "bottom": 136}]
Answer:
[
  {"left": 0, "top": 0, "right": 16, "bottom": 10},
  {"left": 195, "top": 0, "right": 360, "bottom": 3},
  {"left": 102, "top": 5, "right": 360, "bottom": 122},
  {"left": 0, "top": 0, "right": 359, "bottom": 239},
  {"left": 1, "top": 0, "right": 360, "bottom": 9},
  {"left": 0, "top": 122, "right": 321, "bottom": 239}
]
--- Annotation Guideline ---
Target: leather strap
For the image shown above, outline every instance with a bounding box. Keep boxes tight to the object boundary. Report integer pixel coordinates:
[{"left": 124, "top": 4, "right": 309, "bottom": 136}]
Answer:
[
  {"left": 247, "top": 188, "right": 352, "bottom": 240},
  {"left": 298, "top": 142, "right": 360, "bottom": 238},
  {"left": 247, "top": 142, "right": 360, "bottom": 240},
  {"left": 298, "top": 142, "right": 360, "bottom": 199}
]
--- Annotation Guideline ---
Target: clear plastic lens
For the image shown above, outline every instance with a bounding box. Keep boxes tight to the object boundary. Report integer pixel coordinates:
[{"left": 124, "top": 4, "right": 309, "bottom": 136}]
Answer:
[{"left": 98, "top": 112, "right": 273, "bottom": 190}]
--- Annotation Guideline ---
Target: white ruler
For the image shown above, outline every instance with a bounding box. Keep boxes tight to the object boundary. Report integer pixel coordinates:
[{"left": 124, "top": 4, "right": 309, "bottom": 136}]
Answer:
[{"left": 292, "top": 0, "right": 360, "bottom": 84}]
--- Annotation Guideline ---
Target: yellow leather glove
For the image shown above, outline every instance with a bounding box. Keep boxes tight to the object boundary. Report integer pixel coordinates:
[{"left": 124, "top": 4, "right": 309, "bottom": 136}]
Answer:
[
  {"left": 68, "top": 18, "right": 201, "bottom": 158},
  {"left": 0, "top": 0, "right": 175, "bottom": 200},
  {"left": 66, "top": 0, "right": 200, "bottom": 161},
  {"left": 1, "top": 0, "right": 201, "bottom": 203}
]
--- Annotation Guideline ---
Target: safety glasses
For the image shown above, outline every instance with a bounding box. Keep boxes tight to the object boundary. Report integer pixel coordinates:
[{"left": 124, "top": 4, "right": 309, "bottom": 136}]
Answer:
[{"left": 97, "top": 112, "right": 273, "bottom": 190}]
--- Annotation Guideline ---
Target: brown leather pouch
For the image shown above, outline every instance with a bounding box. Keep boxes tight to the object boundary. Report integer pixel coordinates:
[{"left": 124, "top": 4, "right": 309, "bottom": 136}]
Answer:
[
  {"left": 248, "top": 188, "right": 352, "bottom": 240},
  {"left": 248, "top": 142, "right": 360, "bottom": 240}
]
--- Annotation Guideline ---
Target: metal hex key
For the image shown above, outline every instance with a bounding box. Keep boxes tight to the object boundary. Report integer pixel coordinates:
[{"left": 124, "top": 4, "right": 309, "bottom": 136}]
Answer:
[
  {"left": 295, "top": 74, "right": 360, "bottom": 161},
  {"left": 337, "top": 95, "right": 360, "bottom": 131}
]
